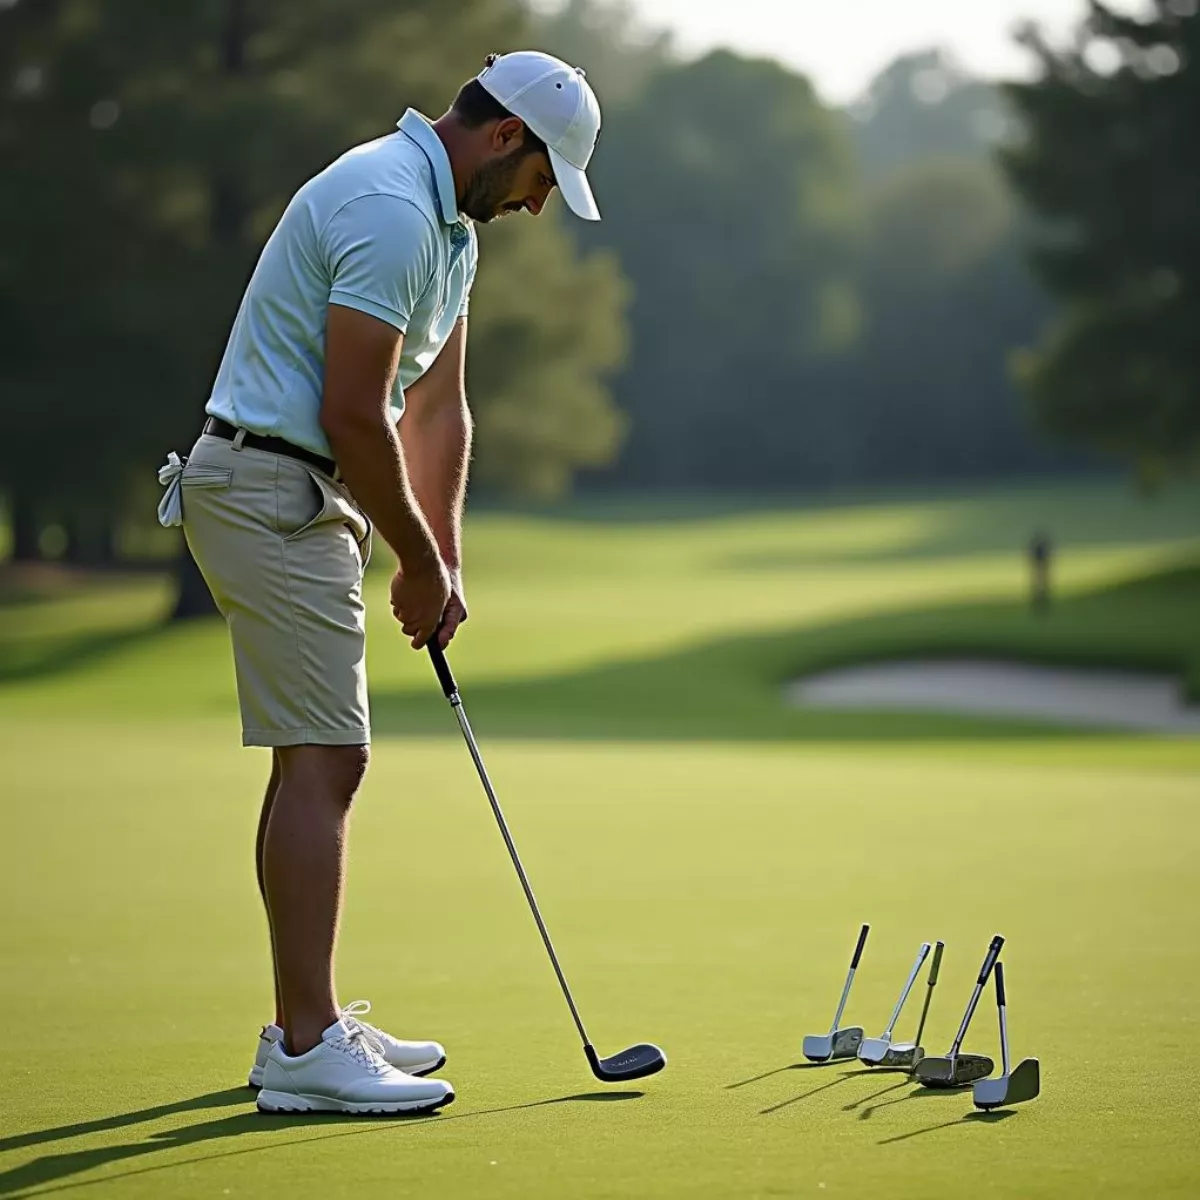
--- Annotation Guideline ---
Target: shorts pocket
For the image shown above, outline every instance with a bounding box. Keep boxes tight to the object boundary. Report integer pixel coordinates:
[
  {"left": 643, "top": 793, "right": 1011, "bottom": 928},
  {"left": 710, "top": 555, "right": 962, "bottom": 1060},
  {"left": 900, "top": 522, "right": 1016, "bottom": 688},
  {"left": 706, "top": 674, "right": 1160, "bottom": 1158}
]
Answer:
[
  {"left": 278, "top": 466, "right": 368, "bottom": 545},
  {"left": 181, "top": 464, "right": 233, "bottom": 490}
]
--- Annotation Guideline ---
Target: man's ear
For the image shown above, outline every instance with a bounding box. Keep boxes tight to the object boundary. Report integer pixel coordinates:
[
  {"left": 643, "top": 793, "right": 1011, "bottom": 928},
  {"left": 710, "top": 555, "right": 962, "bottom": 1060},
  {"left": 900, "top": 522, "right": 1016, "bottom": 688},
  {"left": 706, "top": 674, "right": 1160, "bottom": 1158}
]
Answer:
[{"left": 492, "top": 116, "right": 526, "bottom": 152}]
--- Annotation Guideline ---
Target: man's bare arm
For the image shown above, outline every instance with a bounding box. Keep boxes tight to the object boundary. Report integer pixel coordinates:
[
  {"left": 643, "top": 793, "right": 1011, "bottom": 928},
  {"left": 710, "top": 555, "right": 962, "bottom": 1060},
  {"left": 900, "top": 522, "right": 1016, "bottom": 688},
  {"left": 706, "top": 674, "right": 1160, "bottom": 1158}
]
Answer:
[
  {"left": 320, "top": 303, "right": 448, "bottom": 647},
  {"left": 399, "top": 316, "right": 471, "bottom": 572},
  {"left": 399, "top": 316, "right": 471, "bottom": 647}
]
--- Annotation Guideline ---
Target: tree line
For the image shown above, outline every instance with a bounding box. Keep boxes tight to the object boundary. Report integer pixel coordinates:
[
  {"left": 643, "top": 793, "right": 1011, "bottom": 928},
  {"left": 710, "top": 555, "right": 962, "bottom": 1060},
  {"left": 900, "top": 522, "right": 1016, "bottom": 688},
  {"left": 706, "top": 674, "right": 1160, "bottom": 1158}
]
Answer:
[{"left": 1, "top": 0, "right": 1194, "bottom": 574}]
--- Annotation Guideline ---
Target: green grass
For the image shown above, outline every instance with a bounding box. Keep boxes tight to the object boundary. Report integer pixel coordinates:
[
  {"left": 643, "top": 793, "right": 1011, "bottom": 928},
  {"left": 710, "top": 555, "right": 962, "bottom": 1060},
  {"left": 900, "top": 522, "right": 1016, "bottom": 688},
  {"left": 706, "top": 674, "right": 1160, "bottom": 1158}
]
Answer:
[{"left": 2, "top": 477, "right": 1199, "bottom": 1199}]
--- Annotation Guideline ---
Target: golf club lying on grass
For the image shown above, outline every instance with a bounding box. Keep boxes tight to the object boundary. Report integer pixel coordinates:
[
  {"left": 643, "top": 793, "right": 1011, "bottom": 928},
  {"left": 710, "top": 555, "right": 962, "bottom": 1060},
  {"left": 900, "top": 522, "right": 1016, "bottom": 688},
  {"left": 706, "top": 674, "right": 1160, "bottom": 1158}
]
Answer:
[
  {"left": 858, "top": 942, "right": 931, "bottom": 1066},
  {"left": 427, "top": 638, "right": 666, "bottom": 1084},
  {"left": 803, "top": 924, "right": 870, "bottom": 1063},
  {"left": 915, "top": 933, "right": 1004, "bottom": 1088},
  {"left": 877, "top": 939, "right": 945, "bottom": 1071},
  {"left": 973, "top": 962, "right": 1041, "bottom": 1110}
]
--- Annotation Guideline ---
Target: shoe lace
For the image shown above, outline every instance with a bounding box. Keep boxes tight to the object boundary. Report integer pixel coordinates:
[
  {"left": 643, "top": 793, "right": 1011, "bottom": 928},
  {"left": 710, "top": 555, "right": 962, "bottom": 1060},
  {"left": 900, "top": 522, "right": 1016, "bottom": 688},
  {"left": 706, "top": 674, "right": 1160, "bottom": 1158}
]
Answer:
[
  {"left": 331, "top": 1020, "right": 387, "bottom": 1073},
  {"left": 341, "top": 999, "right": 385, "bottom": 1042}
]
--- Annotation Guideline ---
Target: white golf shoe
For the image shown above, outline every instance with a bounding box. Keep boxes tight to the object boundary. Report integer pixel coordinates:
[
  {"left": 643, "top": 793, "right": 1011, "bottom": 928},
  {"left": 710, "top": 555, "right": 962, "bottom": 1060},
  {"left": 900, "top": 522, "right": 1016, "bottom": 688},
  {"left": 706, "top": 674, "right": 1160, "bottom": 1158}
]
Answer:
[
  {"left": 256, "top": 1018, "right": 454, "bottom": 1115},
  {"left": 248, "top": 1000, "right": 446, "bottom": 1088}
]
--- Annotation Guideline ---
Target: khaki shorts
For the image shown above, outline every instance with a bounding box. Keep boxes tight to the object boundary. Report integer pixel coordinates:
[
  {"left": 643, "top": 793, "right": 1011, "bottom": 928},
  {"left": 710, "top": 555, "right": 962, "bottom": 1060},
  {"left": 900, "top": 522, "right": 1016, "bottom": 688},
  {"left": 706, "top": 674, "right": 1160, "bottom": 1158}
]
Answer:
[{"left": 181, "top": 434, "right": 372, "bottom": 747}]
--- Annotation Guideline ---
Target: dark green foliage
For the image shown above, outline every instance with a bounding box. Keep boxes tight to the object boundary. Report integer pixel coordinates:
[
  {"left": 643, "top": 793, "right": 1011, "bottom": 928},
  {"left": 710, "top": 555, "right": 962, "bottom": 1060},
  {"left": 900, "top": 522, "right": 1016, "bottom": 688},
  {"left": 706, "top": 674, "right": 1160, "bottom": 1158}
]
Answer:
[
  {"left": 0, "top": 0, "right": 630, "bottom": 572},
  {"left": 1003, "top": 0, "right": 1200, "bottom": 483}
]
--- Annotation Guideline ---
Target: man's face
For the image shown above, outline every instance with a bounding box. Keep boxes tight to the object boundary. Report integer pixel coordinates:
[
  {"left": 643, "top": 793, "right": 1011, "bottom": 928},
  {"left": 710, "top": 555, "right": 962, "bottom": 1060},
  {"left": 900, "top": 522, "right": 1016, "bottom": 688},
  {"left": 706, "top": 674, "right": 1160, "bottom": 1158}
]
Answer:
[{"left": 461, "top": 127, "right": 557, "bottom": 224}]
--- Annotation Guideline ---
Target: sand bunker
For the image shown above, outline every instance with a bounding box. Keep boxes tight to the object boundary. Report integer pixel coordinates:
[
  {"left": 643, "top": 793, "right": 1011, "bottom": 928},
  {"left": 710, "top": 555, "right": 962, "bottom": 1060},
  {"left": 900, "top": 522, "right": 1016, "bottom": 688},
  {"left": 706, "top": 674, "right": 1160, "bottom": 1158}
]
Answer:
[{"left": 786, "top": 660, "right": 1200, "bottom": 733}]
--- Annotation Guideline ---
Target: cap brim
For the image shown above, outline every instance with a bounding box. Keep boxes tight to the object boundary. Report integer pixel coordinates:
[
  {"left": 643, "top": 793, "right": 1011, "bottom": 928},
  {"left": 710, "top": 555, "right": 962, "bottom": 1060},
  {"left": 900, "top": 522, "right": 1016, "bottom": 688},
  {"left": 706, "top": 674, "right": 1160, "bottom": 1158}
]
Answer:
[{"left": 549, "top": 147, "right": 600, "bottom": 221}]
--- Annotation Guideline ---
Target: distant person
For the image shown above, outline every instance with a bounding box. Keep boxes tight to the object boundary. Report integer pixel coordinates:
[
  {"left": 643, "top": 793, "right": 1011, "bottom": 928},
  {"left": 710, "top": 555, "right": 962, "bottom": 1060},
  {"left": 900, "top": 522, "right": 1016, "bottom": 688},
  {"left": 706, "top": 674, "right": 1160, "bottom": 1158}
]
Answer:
[
  {"left": 155, "top": 51, "right": 602, "bottom": 1116},
  {"left": 1029, "top": 531, "right": 1053, "bottom": 612}
]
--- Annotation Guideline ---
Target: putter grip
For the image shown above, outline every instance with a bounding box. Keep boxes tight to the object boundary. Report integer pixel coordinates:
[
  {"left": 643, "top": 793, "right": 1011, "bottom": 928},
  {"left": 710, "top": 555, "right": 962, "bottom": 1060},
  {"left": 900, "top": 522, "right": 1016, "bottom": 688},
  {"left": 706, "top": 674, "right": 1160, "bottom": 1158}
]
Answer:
[
  {"left": 977, "top": 934, "right": 1005, "bottom": 983},
  {"left": 994, "top": 961, "right": 1007, "bottom": 1006},
  {"left": 426, "top": 639, "right": 458, "bottom": 699},
  {"left": 851, "top": 923, "right": 870, "bottom": 968},
  {"left": 928, "top": 941, "right": 945, "bottom": 985}
]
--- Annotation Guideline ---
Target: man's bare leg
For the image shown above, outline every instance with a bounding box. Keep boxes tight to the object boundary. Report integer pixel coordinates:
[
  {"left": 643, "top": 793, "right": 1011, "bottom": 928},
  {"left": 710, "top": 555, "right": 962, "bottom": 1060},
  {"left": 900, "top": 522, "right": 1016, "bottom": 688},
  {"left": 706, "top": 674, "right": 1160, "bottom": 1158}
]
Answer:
[
  {"left": 256, "top": 751, "right": 284, "bottom": 1029},
  {"left": 263, "top": 743, "right": 368, "bottom": 1055}
]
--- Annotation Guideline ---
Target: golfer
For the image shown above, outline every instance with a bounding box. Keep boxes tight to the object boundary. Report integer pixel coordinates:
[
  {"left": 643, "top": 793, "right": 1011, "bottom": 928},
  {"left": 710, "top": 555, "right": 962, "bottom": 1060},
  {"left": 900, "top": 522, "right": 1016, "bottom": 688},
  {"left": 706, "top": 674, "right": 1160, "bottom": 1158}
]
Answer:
[{"left": 158, "top": 51, "right": 602, "bottom": 1115}]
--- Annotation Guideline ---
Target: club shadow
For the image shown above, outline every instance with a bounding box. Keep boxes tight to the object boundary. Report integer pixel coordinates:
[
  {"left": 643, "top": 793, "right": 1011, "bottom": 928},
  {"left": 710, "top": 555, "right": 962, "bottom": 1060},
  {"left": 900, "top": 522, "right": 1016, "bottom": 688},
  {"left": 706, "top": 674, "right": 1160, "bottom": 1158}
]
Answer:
[
  {"left": 726, "top": 1061, "right": 852, "bottom": 1090},
  {"left": 842, "top": 1079, "right": 912, "bottom": 1116},
  {"left": 0, "top": 1091, "right": 643, "bottom": 1198},
  {"left": 878, "top": 1109, "right": 1016, "bottom": 1145},
  {"left": 759, "top": 1070, "right": 877, "bottom": 1115}
]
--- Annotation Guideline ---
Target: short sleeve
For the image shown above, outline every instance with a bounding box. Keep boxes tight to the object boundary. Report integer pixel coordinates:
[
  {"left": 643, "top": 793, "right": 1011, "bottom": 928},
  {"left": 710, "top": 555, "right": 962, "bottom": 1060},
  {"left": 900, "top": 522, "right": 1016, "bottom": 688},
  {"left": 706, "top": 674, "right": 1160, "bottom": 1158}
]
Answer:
[{"left": 323, "top": 194, "right": 437, "bottom": 332}]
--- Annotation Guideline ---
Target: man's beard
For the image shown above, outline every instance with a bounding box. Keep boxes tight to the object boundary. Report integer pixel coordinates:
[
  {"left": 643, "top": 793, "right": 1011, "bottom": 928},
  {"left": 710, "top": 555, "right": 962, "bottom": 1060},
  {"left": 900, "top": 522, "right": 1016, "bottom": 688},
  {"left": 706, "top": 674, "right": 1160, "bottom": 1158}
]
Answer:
[{"left": 461, "top": 151, "right": 528, "bottom": 223}]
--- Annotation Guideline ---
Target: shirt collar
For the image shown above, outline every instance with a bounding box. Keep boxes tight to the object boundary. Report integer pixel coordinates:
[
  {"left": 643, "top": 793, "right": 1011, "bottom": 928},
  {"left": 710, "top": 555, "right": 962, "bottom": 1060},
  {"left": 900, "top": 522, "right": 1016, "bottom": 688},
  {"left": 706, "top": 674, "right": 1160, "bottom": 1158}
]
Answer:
[{"left": 396, "top": 109, "right": 460, "bottom": 226}]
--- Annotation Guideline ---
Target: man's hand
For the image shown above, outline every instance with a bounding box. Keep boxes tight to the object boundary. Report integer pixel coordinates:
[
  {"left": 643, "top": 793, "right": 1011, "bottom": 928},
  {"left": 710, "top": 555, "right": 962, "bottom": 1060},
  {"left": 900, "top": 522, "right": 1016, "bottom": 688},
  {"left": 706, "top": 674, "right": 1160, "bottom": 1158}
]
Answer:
[
  {"left": 435, "top": 569, "right": 468, "bottom": 650},
  {"left": 390, "top": 555, "right": 452, "bottom": 649}
]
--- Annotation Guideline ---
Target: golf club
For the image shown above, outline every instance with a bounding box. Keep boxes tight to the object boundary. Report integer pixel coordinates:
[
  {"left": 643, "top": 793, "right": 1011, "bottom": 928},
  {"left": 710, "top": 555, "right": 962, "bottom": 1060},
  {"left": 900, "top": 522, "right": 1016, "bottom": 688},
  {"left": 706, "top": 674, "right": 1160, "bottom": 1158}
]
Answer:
[
  {"left": 427, "top": 639, "right": 666, "bottom": 1083},
  {"left": 802, "top": 923, "right": 870, "bottom": 1063},
  {"left": 915, "top": 933, "right": 1004, "bottom": 1088},
  {"left": 858, "top": 941, "right": 931, "bottom": 1066},
  {"left": 877, "top": 939, "right": 945, "bottom": 1071},
  {"left": 973, "top": 962, "right": 1041, "bottom": 1110}
]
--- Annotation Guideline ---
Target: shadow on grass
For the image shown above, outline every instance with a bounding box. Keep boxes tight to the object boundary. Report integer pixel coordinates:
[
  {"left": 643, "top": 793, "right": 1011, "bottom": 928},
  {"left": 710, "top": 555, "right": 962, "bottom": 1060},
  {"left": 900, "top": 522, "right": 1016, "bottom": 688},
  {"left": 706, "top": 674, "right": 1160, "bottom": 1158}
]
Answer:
[
  {"left": 759, "top": 1069, "right": 878, "bottom": 1115},
  {"left": 4, "top": 560, "right": 1197, "bottom": 743},
  {"left": 370, "top": 559, "right": 1200, "bottom": 741},
  {"left": 0, "top": 1090, "right": 642, "bottom": 1197},
  {"left": 878, "top": 1107, "right": 1016, "bottom": 1144},
  {"left": 726, "top": 1061, "right": 832, "bottom": 1089},
  {"left": 0, "top": 626, "right": 164, "bottom": 686},
  {"left": 842, "top": 1077, "right": 914, "bottom": 1117}
]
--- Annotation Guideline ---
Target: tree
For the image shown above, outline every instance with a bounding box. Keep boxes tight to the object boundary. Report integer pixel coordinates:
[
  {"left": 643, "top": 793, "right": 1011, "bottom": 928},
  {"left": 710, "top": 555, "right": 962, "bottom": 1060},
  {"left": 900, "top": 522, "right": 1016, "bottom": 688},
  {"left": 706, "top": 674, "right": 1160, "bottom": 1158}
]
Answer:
[
  {"left": 533, "top": 0, "right": 674, "bottom": 107},
  {"left": 1003, "top": 0, "right": 1200, "bottom": 484},
  {"left": 577, "top": 49, "right": 862, "bottom": 488},
  {"left": 0, "top": 0, "right": 630, "bottom": 601},
  {"left": 846, "top": 49, "right": 1014, "bottom": 184},
  {"left": 846, "top": 159, "right": 1065, "bottom": 482}
]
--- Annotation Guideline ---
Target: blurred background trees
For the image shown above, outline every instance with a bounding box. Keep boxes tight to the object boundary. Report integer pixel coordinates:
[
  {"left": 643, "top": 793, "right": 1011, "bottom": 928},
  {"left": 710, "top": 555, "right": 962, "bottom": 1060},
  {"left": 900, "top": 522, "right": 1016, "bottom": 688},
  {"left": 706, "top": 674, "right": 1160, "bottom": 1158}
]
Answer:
[
  {"left": 1003, "top": 0, "right": 1200, "bottom": 489},
  {"left": 2, "top": 0, "right": 1196, "bottom": 592}
]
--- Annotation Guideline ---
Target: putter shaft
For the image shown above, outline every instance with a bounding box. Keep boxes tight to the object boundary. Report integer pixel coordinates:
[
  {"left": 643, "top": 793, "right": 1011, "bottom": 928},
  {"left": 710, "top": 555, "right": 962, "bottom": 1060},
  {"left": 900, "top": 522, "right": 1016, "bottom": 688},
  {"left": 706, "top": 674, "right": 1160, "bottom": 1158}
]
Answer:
[
  {"left": 911, "top": 940, "right": 944, "bottom": 1049},
  {"left": 948, "top": 934, "right": 1004, "bottom": 1057},
  {"left": 995, "top": 961, "right": 1011, "bottom": 1076},
  {"left": 881, "top": 942, "right": 931, "bottom": 1036},
  {"left": 828, "top": 924, "right": 870, "bottom": 1032}
]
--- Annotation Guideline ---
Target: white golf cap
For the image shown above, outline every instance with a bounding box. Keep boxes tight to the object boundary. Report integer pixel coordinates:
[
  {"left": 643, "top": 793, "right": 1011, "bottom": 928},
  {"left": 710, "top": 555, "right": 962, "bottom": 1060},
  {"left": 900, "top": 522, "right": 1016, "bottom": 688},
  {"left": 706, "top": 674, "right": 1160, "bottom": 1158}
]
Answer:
[{"left": 476, "top": 50, "right": 602, "bottom": 221}]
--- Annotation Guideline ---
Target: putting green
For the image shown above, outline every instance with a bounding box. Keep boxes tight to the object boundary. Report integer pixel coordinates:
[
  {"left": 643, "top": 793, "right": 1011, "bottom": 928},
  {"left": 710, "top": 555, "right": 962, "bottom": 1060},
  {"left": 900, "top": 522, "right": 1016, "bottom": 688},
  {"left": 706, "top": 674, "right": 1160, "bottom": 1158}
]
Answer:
[{"left": 1, "top": 480, "right": 1198, "bottom": 1197}]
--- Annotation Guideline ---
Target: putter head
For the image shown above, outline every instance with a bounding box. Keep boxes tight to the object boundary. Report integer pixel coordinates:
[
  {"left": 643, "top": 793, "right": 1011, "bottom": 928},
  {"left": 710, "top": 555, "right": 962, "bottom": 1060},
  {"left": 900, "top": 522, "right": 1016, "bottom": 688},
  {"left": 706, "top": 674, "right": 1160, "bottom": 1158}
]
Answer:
[
  {"left": 914, "top": 1052, "right": 994, "bottom": 1088},
  {"left": 804, "top": 1026, "right": 863, "bottom": 1063},
  {"left": 875, "top": 1041, "right": 924, "bottom": 1071},
  {"left": 585, "top": 1042, "right": 666, "bottom": 1082},
  {"left": 973, "top": 1057, "right": 1040, "bottom": 1110},
  {"left": 857, "top": 1034, "right": 893, "bottom": 1066}
]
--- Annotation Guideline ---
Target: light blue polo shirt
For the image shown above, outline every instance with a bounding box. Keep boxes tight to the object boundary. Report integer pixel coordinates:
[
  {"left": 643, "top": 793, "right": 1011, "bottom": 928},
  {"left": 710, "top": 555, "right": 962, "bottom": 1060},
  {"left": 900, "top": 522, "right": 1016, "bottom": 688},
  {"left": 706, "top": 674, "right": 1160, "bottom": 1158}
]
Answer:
[{"left": 206, "top": 110, "right": 478, "bottom": 458}]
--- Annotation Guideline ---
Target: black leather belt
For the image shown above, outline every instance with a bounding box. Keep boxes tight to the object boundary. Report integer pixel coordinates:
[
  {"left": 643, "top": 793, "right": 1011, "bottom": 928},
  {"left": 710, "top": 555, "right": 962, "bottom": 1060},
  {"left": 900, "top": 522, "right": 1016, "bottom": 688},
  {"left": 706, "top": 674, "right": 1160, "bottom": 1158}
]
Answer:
[{"left": 202, "top": 417, "right": 336, "bottom": 477}]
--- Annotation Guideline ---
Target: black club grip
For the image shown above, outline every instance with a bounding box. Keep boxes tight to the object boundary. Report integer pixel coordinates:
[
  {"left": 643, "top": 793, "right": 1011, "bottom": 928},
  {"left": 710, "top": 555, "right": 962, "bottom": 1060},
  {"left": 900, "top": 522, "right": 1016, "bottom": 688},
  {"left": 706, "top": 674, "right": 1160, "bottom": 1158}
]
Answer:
[
  {"left": 850, "top": 923, "right": 870, "bottom": 968},
  {"left": 978, "top": 934, "right": 1005, "bottom": 984},
  {"left": 927, "top": 940, "right": 945, "bottom": 985},
  {"left": 994, "top": 960, "right": 1007, "bottom": 1006},
  {"left": 426, "top": 638, "right": 459, "bottom": 699}
]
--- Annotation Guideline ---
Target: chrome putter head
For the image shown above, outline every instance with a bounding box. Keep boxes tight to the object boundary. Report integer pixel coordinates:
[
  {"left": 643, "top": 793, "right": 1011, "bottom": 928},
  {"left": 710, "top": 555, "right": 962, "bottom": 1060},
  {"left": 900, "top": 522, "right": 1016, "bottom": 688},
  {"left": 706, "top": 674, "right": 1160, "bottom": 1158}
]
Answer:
[
  {"left": 973, "top": 962, "right": 1041, "bottom": 1110},
  {"left": 859, "top": 942, "right": 931, "bottom": 1066},
  {"left": 915, "top": 934, "right": 1004, "bottom": 1089},
  {"left": 803, "top": 924, "right": 870, "bottom": 1063}
]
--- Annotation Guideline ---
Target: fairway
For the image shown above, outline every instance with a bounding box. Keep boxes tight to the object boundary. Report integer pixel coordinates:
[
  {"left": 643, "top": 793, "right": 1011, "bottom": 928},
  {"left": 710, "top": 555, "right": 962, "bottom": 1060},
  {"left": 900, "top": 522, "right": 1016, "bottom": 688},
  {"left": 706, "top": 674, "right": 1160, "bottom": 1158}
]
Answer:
[{"left": 2, "top": 480, "right": 1199, "bottom": 1198}]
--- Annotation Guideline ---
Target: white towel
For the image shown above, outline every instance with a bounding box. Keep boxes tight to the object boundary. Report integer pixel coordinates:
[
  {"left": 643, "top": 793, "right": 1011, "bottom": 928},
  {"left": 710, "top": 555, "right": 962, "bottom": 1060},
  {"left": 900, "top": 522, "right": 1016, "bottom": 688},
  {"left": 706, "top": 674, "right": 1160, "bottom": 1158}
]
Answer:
[{"left": 157, "top": 451, "right": 185, "bottom": 527}]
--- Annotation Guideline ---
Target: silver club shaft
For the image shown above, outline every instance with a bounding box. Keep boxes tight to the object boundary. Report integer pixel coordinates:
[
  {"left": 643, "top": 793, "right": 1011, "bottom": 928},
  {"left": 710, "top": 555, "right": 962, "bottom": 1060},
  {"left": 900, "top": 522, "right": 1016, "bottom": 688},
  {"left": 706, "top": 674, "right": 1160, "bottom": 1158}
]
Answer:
[
  {"left": 995, "top": 961, "right": 1011, "bottom": 1076},
  {"left": 881, "top": 943, "right": 931, "bottom": 1037},
  {"left": 828, "top": 924, "right": 870, "bottom": 1032},
  {"left": 949, "top": 935, "right": 1004, "bottom": 1057},
  {"left": 829, "top": 968, "right": 856, "bottom": 1033}
]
